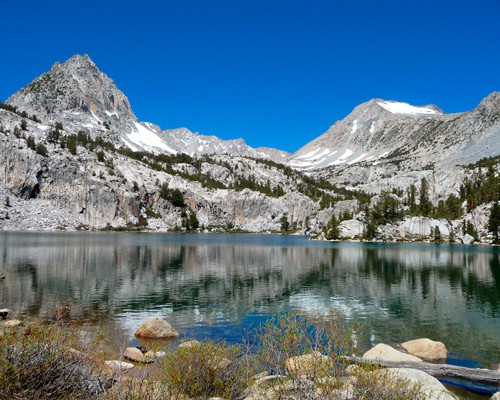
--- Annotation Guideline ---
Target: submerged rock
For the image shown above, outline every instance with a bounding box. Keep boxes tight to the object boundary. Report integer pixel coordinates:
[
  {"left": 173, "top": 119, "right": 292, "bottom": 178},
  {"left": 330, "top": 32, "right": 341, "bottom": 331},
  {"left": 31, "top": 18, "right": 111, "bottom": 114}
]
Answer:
[
  {"left": 401, "top": 338, "right": 448, "bottom": 362},
  {"left": 134, "top": 317, "right": 178, "bottom": 339}
]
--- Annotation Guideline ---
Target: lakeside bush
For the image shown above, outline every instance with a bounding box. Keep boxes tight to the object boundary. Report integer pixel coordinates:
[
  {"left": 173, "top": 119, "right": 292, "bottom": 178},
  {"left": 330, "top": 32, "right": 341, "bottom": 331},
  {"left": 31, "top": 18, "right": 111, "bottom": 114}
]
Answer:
[
  {"left": 0, "top": 322, "right": 105, "bottom": 399},
  {"left": 158, "top": 341, "right": 255, "bottom": 399}
]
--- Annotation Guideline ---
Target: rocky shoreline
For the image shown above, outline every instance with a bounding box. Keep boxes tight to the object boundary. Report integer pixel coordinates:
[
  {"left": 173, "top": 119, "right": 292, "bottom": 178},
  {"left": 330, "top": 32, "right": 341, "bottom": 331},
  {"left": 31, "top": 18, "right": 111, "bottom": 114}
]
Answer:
[{"left": 2, "top": 311, "right": 499, "bottom": 399}]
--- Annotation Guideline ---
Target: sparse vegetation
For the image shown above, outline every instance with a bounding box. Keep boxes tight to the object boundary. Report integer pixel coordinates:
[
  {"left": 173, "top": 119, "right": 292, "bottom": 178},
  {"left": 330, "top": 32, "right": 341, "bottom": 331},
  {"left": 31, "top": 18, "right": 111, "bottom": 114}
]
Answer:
[
  {"left": 1, "top": 312, "right": 437, "bottom": 400},
  {"left": 0, "top": 322, "right": 104, "bottom": 399},
  {"left": 36, "top": 143, "right": 48, "bottom": 157}
]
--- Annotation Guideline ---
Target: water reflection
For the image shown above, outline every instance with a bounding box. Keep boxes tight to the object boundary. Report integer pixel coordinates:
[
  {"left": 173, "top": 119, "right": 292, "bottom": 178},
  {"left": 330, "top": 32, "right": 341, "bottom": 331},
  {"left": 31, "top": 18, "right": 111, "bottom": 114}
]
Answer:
[{"left": 0, "top": 232, "right": 499, "bottom": 365}]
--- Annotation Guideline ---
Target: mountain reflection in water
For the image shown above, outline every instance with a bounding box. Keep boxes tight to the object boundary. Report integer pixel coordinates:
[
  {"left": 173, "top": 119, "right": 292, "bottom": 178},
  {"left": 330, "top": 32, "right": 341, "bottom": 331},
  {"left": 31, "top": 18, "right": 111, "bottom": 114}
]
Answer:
[{"left": 1, "top": 232, "right": 499, "bottom": 365}]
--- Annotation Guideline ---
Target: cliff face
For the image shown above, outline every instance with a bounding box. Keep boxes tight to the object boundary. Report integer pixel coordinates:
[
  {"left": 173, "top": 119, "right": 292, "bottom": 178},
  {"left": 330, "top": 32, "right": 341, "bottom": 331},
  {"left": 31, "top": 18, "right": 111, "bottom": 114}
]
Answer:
[{"left": 0, "top": 104, "right": 321, "bottom": 232}]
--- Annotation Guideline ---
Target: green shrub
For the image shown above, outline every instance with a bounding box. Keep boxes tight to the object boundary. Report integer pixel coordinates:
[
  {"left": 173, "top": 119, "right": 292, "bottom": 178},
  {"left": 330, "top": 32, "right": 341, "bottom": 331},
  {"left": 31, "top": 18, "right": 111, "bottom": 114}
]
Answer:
[
  {"left": 97, "top": 150, "right": 105, "bottom": 162},
  {"left": 158, "top": 341, "right": 255, "bottom": 399},
  {"left": 36, "top": 143, "right": 48, "bottom": 157},
  {"left": 27, "top": 135, "right": 36, "bottom": 150},
  {"left": 347, "top": 367, "right": 427, "bottom": 400},
  {"left": 251, "top": 311, "right": 431, "bottom": 400}
]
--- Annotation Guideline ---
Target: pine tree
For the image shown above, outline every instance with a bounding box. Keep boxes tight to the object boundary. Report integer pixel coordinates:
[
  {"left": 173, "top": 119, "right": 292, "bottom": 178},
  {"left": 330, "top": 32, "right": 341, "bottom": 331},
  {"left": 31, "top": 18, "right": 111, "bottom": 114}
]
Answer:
[
  {"left": 488, "top": 202, "right": 500, "bottom": 244},
  {"left": 280, "top": 215, "right": 290, "bottom": 232},
  {"left": 419, "top": 178, "right": 432, "bottom": 217}
]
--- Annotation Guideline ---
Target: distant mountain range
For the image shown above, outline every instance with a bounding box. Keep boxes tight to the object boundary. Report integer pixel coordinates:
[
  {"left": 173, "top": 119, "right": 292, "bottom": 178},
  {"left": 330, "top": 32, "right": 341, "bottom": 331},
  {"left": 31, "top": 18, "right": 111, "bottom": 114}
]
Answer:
[
  {"left": 1, "top": 54, "right": 499, "bottom": 242},
  {"left": 7, "top": 54, "right": 499, "bottom": 178}
]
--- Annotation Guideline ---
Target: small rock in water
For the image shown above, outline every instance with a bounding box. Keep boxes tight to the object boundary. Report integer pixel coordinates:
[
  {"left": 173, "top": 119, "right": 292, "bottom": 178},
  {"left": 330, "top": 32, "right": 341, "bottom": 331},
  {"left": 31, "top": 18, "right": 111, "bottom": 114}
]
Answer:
[
  {"left": 134, "top": 317, "right": 179, "bottom": 339},
  {"left": 123, "top": 347, "right": 148, "bottom": 363}
]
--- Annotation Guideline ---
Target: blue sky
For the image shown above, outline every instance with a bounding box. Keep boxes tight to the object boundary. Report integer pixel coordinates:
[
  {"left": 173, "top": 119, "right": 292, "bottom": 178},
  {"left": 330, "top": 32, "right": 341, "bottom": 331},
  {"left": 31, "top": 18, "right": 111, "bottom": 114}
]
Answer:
[{"left": 2, "top": 1, "right": 499, "bottom": 153}]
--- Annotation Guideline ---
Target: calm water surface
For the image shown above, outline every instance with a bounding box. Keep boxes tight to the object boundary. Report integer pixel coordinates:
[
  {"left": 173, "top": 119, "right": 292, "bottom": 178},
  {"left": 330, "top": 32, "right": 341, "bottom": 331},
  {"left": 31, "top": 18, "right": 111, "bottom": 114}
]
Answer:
[{"left": 1, "top": 232, "right": 499, "bottom": 368}]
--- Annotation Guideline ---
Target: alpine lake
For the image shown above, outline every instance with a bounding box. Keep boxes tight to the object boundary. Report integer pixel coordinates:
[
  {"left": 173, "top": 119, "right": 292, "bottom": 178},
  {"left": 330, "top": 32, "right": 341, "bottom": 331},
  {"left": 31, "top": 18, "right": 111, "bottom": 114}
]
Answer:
[{"left": 1, "top": 231, "right": 499, "bottom": 397}]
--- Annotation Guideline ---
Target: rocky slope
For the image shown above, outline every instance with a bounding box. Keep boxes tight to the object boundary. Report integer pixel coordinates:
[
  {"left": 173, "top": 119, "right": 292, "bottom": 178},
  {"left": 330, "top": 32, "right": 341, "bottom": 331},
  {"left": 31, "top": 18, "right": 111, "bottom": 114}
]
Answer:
[
  {"left": 292, "top": 93, "right": 500, "bottom": 201},
  {"left": 291, "top": 94, "right": 500, "bottom": 171}
]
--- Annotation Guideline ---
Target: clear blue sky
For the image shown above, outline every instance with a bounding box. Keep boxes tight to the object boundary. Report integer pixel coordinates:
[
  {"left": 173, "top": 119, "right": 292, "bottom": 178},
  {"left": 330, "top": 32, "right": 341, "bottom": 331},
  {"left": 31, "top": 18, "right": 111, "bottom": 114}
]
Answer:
[{"left": 2, "top": 0, "right": 499, "bottom": 153}]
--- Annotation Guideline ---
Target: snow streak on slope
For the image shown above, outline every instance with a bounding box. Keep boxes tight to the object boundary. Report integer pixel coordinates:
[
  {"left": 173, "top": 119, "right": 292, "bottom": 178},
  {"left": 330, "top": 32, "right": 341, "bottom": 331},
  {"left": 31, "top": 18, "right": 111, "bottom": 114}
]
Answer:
[
  {"left": 123, "top": 122, "right": 177, "bottom": 154},
  {"left": 377, "top": 101, "right": 442, "bottom": 115}
]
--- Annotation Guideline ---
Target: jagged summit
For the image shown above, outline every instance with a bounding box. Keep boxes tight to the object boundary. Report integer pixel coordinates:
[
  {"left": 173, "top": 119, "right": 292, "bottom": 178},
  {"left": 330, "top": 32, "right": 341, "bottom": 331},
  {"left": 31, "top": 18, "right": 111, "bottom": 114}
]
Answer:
[
  {"left": 50, "top": 54, "right": 97, "bottom": 73},
  {"left": 8, "top": 54, "right": 132, "bottom": 118},
  {"left": 158, "top": 127, "right": 290, "bottom": 160}
]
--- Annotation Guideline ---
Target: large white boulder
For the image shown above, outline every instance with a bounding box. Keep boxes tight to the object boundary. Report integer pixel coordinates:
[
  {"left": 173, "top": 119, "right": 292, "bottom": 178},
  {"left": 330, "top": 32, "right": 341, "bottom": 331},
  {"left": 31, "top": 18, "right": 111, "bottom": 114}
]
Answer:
[
  {"left": 401, "top": 338, "right": 448, "bottom": 362},
  {"left": 402, "top": 217, "right": 450, "bottom": 237},
  {"left": 462, "top": 233, "right": 475, "bottom": 244},
  {"left": 362, "top": 343, "right": 423, "bottom": 362},
  {"left": 134, "top": 317, "right": 179, "bottom": 339}
]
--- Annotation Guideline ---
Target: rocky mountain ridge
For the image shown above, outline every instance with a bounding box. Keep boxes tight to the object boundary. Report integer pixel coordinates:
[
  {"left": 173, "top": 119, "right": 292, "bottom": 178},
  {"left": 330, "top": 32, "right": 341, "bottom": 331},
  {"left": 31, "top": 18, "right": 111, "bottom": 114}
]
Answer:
[
  {"left": 1, "top": 54, "right": 499, "bottom": 244},
  {"left": 6, "top": 54, "right": 288, "bottom": 162},
  {"left": 290, "top": 93, "right": 500, "bottom": 171}
]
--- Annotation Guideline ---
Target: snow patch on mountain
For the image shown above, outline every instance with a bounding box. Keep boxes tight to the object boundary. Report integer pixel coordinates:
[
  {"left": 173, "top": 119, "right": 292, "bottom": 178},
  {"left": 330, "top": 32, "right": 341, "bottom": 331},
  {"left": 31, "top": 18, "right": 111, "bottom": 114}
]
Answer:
[
  {"left": 351, "top": 120, "right": 358, "bottom": 134},
  {"left": 369, "top": 122, "right": 375, "bottom": 134},
  {"left": 378, "top": 101, "right": 442, "bottom": 116},
  {"left": 125, "top": 122, "right": 177, "bottom": 154}
]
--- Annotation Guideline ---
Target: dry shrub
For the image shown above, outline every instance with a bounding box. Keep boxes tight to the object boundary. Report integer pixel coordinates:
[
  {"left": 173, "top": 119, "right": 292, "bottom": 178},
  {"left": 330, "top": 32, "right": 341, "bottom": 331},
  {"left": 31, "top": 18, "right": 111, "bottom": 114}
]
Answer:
[
  {"left": 255, "top": 311, "right": 356, "bottom": 377},
  {"left": 0, "top": 321, "right": 105, "bottom": 399},
  {"left": 347, "top": 367, "right": 427, "bottom": 400}
]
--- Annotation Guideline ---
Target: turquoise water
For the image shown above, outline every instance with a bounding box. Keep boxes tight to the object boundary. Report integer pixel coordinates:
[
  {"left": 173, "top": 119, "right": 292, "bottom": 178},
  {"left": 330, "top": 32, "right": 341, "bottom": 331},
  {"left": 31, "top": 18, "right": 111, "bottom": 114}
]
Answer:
[{"left": 1, "top": 232, "right": 499, "bottom": 369}]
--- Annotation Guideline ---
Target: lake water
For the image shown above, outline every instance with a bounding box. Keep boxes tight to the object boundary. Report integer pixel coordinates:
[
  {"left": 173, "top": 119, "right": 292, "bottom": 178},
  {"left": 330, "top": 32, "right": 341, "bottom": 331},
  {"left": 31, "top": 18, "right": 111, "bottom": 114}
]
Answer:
[{"left": 1, "top": 232, "right": 499, "bottom": 370}]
